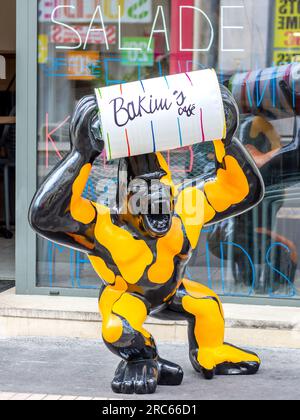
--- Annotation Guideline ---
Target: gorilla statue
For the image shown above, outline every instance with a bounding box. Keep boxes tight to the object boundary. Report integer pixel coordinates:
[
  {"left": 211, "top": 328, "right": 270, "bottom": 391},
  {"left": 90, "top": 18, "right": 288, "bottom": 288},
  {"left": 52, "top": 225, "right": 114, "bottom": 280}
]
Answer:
[{"left": 29, "top": 84, "right": 264, "bottom": 395}]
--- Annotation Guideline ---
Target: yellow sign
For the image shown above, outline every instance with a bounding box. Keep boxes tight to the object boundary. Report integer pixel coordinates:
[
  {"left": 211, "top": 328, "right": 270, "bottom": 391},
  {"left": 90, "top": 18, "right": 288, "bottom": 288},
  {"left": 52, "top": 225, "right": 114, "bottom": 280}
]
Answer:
[
  {"left": 274, "top": 0, "right": 300, "bottom": 49},
  {"left": 67, "top": 51, "right": 100, "bottom": 80},
  {"left": 273, "top": 50, "right": 300, "bottom": 66},
  {"left": 38, "top": 34, "right": 49, "bottom": 64}
]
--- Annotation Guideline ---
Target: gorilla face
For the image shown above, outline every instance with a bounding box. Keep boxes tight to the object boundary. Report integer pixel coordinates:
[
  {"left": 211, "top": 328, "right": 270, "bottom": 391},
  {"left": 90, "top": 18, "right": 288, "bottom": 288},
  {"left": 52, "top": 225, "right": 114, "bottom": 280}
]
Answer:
[{"left": 118, "top": 154, "right": 174, "bottom": 238}]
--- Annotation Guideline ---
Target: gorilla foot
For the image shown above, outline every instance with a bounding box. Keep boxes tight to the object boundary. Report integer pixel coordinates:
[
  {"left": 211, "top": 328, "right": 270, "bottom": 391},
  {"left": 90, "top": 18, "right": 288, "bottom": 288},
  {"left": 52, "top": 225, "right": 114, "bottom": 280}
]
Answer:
[
  {"left": 190, "top": 344, "right": 261, "bottom": 380},
  {"left": 111, "top": 359, "right": 158, "bottom": 395},
  {"left": 157, "top": 357, "right": 184, "bottom": 386},
  {"left": 215, "top": 360, "right": 260, "bottom": 376}
]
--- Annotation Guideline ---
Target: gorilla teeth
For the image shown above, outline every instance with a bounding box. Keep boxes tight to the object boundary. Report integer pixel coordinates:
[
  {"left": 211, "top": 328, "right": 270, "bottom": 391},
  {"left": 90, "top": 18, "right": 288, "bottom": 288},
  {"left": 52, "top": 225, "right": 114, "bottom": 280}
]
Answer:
[{"left": 147, "top": 215, "right": 170, "bottom": 231}]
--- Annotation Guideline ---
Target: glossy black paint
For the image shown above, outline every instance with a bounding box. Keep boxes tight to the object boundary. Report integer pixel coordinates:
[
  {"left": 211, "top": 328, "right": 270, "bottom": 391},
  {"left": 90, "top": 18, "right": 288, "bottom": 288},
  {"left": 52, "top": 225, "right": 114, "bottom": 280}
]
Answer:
[
  {"left": 111, "top": 357, "right": 184, "bottom": 395},
  {"left": 29, "top": 86, "right": 264, "bottom": 394}
]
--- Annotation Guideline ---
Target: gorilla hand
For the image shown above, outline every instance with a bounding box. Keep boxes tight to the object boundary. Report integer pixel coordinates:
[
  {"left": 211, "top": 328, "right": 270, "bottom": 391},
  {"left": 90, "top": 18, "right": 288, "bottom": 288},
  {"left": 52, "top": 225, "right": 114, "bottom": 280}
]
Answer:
[{"left": 70, "top": 95, "right": 104, "bottom": 159}]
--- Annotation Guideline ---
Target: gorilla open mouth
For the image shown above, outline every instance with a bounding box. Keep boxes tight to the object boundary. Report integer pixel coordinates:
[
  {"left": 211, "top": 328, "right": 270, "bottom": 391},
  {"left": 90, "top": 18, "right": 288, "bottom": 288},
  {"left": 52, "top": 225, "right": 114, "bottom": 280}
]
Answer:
[{"left": 142, "top": 213, "right": 172, "bottom": 236}]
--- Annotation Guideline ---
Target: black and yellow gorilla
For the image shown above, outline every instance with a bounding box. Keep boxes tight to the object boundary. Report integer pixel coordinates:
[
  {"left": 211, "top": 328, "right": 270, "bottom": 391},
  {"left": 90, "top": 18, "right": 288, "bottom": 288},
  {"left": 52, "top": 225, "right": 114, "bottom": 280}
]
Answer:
[{"left": 29, "top": 85, "right": 264, "bottom": 395}]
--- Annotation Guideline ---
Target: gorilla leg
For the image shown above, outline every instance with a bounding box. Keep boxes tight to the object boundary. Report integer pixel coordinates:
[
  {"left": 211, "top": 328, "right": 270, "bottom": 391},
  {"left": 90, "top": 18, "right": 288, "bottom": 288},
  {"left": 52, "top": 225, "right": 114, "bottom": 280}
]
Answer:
[
  {"left": 162, "top": 279, "right": 261, "bottom": 380},
  {"left": 99, "top": 280, "right": 183, "bottom": 394}
]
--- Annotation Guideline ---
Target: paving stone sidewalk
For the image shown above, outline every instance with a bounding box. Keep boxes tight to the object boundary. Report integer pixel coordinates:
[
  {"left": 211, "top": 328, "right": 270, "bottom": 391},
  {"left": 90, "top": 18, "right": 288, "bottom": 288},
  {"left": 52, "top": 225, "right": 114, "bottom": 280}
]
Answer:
[
  {"left": 0, "top": 392, "right": 111, "bottom": 400},
  {"left": 0, "top": 337, "right": 299, "bottom": 400}
]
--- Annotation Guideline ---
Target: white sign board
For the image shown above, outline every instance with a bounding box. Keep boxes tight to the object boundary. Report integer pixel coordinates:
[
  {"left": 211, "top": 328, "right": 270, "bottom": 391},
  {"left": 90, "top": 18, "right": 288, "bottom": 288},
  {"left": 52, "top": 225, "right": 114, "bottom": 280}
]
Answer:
[
  {"left": 95, "top": 69, "right": 226, "bottom": 160},
  {"left": 39, "top": 0, "right": 152, "bottom": 23}
]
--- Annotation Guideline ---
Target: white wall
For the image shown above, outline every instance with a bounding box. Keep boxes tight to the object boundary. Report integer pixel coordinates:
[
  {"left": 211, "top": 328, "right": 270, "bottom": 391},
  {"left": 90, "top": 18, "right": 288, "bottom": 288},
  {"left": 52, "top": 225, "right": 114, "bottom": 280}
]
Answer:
[{"left": 0, "top": 0, "right": 16, "bottom": 52}]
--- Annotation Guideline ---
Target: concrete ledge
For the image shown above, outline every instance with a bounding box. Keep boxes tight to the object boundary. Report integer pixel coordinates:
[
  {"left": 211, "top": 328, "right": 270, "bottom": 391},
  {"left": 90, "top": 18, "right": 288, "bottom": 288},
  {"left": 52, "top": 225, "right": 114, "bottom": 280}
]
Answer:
[{"left": 0, "top": 289, "right": 300, "bottom": 348}]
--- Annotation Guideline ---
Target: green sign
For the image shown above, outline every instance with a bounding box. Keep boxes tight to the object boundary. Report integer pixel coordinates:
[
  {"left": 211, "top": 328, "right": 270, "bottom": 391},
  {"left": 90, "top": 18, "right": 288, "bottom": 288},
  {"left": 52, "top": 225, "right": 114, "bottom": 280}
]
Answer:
[{"left": 121, "top": 37, "right": 154, "bottom": 67}]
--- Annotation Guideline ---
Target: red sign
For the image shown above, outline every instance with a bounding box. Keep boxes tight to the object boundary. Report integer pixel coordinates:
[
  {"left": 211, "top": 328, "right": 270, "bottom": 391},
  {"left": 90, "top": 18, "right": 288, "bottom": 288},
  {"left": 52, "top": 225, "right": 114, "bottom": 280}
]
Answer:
[
  {"left": 39, "top": 0, "right": 152, "bottom": 23},
  {"left": 50, "top": 24, "right": 116, "bottom": 46}
]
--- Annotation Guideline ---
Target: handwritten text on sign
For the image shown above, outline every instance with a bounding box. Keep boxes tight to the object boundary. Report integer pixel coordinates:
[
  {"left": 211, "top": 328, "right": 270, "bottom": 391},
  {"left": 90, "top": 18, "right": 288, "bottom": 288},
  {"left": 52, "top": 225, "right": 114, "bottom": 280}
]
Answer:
[{"left": 95, "top": 70, "right": 226, "bottom": 160}]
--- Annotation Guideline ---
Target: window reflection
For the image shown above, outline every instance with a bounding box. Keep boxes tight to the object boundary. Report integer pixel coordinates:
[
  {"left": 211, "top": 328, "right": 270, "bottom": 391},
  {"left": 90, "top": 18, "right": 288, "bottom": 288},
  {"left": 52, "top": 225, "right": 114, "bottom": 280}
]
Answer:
[{"left": 36, "top": 0, "right": 300, "bottom": 299}]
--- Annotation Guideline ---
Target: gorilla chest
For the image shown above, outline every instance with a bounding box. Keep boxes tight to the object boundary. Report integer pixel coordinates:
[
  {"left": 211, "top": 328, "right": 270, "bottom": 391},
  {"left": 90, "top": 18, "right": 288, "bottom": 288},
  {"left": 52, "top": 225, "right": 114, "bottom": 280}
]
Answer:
[{"left": 92, "top": 215, "right": 187, "bottom": 285}]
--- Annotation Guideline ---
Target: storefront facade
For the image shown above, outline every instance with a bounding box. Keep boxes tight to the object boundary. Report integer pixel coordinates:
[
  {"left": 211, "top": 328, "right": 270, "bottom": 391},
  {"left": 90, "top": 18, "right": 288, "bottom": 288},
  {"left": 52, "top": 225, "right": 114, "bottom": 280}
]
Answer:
[{"left": 15, "top": 0, "right": 300, "bottom": 306}]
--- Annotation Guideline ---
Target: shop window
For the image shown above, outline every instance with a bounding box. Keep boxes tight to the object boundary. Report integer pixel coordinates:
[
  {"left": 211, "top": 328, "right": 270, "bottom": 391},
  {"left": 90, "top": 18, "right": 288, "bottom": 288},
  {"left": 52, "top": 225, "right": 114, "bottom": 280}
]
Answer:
[{"left": 36, "top": 0, "right": 300, "bottom": 299}]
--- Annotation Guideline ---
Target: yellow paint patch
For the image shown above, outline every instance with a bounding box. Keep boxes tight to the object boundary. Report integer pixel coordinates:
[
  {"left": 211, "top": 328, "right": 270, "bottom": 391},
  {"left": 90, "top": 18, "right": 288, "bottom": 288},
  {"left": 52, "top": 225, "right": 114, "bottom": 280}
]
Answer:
[
  {"left": 180, "top": 279, "right": 259, "bottom": 370},
  {"left": 175, "top": 187, "right": 215, "bottom": 248},
  {"left": 148, "top": 217, "right": 184, "bottom": 284},
  {"left": 70, "top": 164, "right": 96, "bottom": 225},
  {"left": 182, "top": 296, "right": 224, "bottom": 349},
  {"left": 113, "top": 293, "right": 150, "bottom": 340},
  {"left": 99, "top": 277, "right": 128, "bottom": 344},
  {"left": 89, "top": 255, "right": 115, "bottom": 285},
  {"left": 181, "top": 279, "right": 225, "bottom": 369},
  {"left": 156, "top": 153, "right": 178, "bottom": 197},
  {"left": 94, "top": 204, "right": 153, "bottom": 284},
  {"left": 196, "top": 344, "right": 260, "bottom": 371},
  {"left": 213, "top": 140, "right": 226, "bottom": 163},
  {"left": 223, "top": 118, "right": 227, "bottom": 140},
  {"left": 183, "top": 276, "right": 220, "bottom": 301},
  {"left": 204, "top": 156, "right": 249, "bottom": 213},
  {"left": 214, "top": 344, "right": 260, "bottom": 366},
  {"left": 183, "top": 279, "right": 224, "bottom": 318}
]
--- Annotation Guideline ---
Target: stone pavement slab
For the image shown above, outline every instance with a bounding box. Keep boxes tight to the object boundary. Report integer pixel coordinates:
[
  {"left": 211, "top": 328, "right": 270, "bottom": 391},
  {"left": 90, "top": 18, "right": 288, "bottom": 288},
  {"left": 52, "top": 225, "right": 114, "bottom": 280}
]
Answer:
[
  {"left": 0, "top": 393, "right": 111, "bottom": 400},
  {"left": 0, "top": 337, "right": 299, "bottom": 400}
]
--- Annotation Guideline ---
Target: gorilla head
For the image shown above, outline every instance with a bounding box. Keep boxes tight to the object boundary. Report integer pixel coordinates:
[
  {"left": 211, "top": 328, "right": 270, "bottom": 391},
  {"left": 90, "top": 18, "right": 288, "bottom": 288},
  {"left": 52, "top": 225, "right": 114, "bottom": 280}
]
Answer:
[{"left": 117, "top": 153, "right": 175, "bottom": 238}]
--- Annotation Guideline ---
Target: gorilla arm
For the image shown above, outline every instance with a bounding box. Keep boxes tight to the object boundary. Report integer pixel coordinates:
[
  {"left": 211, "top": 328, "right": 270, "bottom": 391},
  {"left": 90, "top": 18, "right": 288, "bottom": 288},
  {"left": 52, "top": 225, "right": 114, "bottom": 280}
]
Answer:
[
  {"left": 29, "top": 95, "right": 104, "bottom": 253},
  {"left": 174, "top": 85, "right": 265, "bottom": 249},
  {"left": 174, "top": 138, "right": 264, "bottom": 250},
  {"left": 202, "top": 85, "right": 264, "bottom": 225},
  {"left": 203, "top": 138, "right": 265, "bottom": 226}
]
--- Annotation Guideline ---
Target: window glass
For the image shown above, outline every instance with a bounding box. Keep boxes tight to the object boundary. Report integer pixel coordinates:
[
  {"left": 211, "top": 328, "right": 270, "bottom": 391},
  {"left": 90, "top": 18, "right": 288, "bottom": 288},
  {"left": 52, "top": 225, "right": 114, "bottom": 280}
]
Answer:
[{"left": 37, "top": 0, "right": 300, "bottom": 299}]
